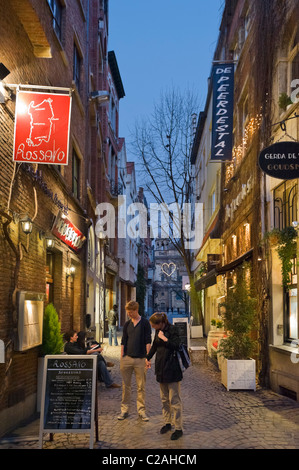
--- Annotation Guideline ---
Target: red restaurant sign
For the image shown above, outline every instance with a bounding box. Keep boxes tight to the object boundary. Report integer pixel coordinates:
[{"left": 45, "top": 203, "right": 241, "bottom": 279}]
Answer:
[
  {"left": 52, "top": 213, "right": 86, "bottom": 253},
  {"left": 13, "top": 91, "right": 72, "bottom": 165}
]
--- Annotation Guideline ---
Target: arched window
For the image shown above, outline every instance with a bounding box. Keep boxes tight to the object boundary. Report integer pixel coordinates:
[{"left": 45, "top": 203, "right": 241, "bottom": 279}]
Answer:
[{"left": 290, "top": 28, "right": 299, "bottom": 90}]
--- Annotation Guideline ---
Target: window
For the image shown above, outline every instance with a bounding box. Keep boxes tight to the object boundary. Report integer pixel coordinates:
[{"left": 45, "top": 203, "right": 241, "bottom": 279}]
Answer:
[
  {"left": 273, "top": 181, "right": 297, "bottom": 230},
  {"left": 73, "top": 44, "right": 81, "bottom": 93},
  {"left": 290, "top": 29, "right": 299, "bottom": 86},
  {"left": 277, "top": 27, "right": 299, "bottom": 103},
  {"left": 109, "top": 94, "right": 117, "bottom": 133},
  {"left": 72, "top": 150, "right": 80, "bottom": 199},
  {"left": 209, "top": 189, "right": 216, "bottom": 218},
  {"left": 47, "top": 0, "right": 63, "bottom": 41},
  {"left": 284, "top": 257, "right": 298, "bottom": 342},
  {"left": 244, "top": 8, "right": 251, "bottom": 40},
  {"left": 46, "top": 252, "right": 54, "bottom": 304}
]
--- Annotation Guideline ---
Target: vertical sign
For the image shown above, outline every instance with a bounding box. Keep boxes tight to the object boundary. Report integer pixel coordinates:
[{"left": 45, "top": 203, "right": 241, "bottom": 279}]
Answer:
[
  {"left": 173, "top": 317, "right": 190, "bottom": 349},
  {"left": 39, "top": 355, "right": 98, "bottom": 449},
  {"left": 13, "top": 91, "right": 72, "bottom": 165},
  {"left": 211, "top": 63, "right": 234, "bottom": 161}
]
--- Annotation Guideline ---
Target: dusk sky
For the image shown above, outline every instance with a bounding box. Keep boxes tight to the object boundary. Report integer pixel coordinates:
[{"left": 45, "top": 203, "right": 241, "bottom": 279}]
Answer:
[{"left": 108, "top": 1, "right": 225, "bottom": 146}]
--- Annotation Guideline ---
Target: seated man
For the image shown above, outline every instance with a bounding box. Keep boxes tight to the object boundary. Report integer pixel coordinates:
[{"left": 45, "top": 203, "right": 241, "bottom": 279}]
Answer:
[
  {"left": 78, "top": 331, "right": 114, "bottom": 368},
  {"left": 64, "top": 330, "right": 120, "bottom": 389}
]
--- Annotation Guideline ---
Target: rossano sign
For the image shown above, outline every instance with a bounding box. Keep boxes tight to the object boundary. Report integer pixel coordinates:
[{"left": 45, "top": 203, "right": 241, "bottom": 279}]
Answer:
[{"left": 13, "top": 90, "right": 72, "bottom": 165}]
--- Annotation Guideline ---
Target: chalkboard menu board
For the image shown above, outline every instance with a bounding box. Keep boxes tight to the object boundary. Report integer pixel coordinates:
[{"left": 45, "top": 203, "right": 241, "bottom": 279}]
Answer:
[
  {"left": 173, "top": 318, "right": 189, "bottom": 348},
  {"left": 39, "top": 355, "right": 98, "bottom": 449}
]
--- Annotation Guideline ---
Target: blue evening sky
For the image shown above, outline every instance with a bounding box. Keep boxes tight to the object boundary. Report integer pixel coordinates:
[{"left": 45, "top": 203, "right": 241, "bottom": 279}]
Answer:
[{"left": 108, "top": 1, "right": 224, "bottom": 143}]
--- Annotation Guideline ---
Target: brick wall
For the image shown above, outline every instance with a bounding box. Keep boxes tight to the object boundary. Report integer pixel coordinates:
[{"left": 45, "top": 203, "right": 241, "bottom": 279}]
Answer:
[{"left": 0, "top": 0, "right": 90, "bottom": 436}]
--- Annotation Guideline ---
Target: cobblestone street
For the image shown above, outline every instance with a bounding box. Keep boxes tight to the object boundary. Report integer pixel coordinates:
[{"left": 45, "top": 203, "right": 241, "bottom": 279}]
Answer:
[{"left": 1, "top": 336, "right": 299, "bottom": 451}]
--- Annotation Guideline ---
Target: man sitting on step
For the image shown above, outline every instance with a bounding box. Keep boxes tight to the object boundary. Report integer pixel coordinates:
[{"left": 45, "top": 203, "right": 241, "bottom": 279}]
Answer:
[{"left": 64, "top": 330, "right": 121, "bottom": 389}]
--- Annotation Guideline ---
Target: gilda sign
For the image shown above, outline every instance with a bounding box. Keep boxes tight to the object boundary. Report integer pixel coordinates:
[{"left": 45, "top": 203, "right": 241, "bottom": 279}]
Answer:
[{"left": 259, "top": 141, "right": 299, "bottom": 179}]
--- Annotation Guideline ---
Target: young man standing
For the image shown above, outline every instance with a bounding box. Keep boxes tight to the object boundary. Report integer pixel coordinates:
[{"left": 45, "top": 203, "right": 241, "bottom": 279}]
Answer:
[{"left": 118, "top": 301, "right": 152, "bottom": 421}]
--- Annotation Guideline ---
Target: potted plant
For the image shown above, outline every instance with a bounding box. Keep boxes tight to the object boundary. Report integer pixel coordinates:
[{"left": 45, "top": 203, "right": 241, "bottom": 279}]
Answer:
[
  {"left": 265, "top": 226, "right": 297, "bottom": 290},
  {"left": 211, "top": 318, "right": 217, "bottom": 330},
  {"left": 41, "top": 303, "right": 64, "bottom": 355},
  {"left": 37, "top": 303, "right": 64, "bottom": 411},
  {"left": 218, "top": 263, "right": 257, "bottom": 391},
  {"left": 216, "top": 319, "right": 224, "bottom": 331},
  {"left": 279, "top": 92, "right": 293, "bottom": 111}
]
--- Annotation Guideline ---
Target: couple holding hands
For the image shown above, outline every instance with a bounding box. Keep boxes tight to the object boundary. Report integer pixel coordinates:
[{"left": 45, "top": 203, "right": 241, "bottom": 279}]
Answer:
[{"left": 118, "top": 301, "right": 183, "bottom": 441}]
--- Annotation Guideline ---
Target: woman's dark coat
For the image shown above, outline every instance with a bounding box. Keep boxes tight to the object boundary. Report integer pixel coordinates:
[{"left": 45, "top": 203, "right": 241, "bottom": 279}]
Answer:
[{"left": 147, "top": 323, "right": 183, "bottom": 383}]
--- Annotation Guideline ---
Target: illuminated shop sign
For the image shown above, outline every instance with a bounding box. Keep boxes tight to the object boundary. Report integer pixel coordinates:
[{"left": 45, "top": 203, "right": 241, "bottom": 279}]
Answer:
[
  {"left": 259, "top": 141, "right": 299, "bottom": 179},
  {"left": 211, "top": 63, "right": 234, "bottom": 161},
  {"left": 52, "top": 213, "right": 86, "bottom": 253},
  {"left": 13, "top": 91, "right": 72, "bottom": 165}
]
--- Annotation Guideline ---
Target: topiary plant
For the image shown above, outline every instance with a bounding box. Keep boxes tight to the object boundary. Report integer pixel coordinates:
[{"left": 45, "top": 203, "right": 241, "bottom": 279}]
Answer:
[{"left": 41, "top": 303, "right": 64, "bottom": 355}]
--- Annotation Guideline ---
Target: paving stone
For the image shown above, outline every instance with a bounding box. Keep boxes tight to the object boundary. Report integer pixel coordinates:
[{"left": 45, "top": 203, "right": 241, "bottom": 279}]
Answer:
[{"left": 1, "top": 336, "right": 299, "bottom": 450}]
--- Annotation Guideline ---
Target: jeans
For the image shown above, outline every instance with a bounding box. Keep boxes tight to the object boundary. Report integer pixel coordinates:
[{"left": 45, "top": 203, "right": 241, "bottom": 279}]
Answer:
[
  {"left": 92, "top": 352, "right": 113, "bottom": 387},
  {"left": 108, "top": 325, "right": 118, "bottom": 346}
]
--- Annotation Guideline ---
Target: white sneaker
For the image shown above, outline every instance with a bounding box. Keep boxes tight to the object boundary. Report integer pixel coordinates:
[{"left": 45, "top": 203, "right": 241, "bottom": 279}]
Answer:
[{"left": 117, "top": 412, "right": 128, "bottom": 420}]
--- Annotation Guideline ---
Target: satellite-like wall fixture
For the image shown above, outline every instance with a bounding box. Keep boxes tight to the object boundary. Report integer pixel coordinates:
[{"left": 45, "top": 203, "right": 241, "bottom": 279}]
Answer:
[{"left": 90, "top": 90, "right": 109, "bottom": 104}]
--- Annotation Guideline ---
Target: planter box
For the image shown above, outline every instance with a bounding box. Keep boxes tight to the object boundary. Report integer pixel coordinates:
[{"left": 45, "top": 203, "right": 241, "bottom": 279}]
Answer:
[
  {"left": 221, "top": 358, "right": 256, "bottom": 391},
  {"left": 190, "top": 325, "right": 203, "bottom": 338}
]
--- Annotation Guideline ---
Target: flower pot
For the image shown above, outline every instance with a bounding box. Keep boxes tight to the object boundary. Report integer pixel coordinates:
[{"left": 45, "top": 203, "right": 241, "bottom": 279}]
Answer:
[{"left": 221, "top": 358, "right": 256, "bottom": 391}]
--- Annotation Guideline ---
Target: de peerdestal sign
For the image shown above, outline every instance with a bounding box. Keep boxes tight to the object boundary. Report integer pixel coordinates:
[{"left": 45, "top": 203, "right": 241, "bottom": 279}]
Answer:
[{"left": 259, "top": 141, "right": 299, "bottom": 179}]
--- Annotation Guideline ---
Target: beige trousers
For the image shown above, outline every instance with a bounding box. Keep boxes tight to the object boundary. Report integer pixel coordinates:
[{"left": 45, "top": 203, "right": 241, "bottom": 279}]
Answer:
[
  {"left": 159, "top": 381, "right": 183, "bottom": 431},
  {"left": 120, "top": 356, "right": 147, "bottom": 414}
]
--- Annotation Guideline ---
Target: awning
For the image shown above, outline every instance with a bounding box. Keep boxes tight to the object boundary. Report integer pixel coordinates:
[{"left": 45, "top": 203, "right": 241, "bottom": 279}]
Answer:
[
  {"left": 217, "top": 248, "right": 254, "bottom": 274},
  {"left": 195, "top": 268, "right": 217, "bottom": 291},
  {"left": 194, "top": 248, "right": 254, "bottom": 291}
]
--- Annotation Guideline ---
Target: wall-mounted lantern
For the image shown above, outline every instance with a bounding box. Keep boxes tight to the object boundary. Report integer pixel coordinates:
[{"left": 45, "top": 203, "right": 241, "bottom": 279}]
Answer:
[
  {"left": 46, "top": 238, "right": 55, "bottom": 249},
  {"left": 20, "top": 215, "right": 33, "bottom": 235},
  {"left": 66, "top": 265, "right": 76, "bottom": 278}
]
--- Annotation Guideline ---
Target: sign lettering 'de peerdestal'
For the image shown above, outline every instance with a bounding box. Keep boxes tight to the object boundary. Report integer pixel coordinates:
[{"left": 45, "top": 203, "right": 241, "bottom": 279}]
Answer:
[
  {"left": 211, "top": 63, "right": 234, "bottom": 161},
  {"left": 13, "top": 91, "right": 72, "bottom": 165}
]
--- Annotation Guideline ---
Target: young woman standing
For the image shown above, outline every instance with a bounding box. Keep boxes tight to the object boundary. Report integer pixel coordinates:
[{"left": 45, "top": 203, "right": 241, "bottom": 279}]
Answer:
[{"left": 146, "top": 312, "right": 183, "bottom": 440}]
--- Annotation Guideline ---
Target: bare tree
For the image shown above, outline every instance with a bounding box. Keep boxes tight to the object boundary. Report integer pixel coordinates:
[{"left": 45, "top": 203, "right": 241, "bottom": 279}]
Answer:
[{"left": 131, "top": 87, "right": 203, "bottom": 324}]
